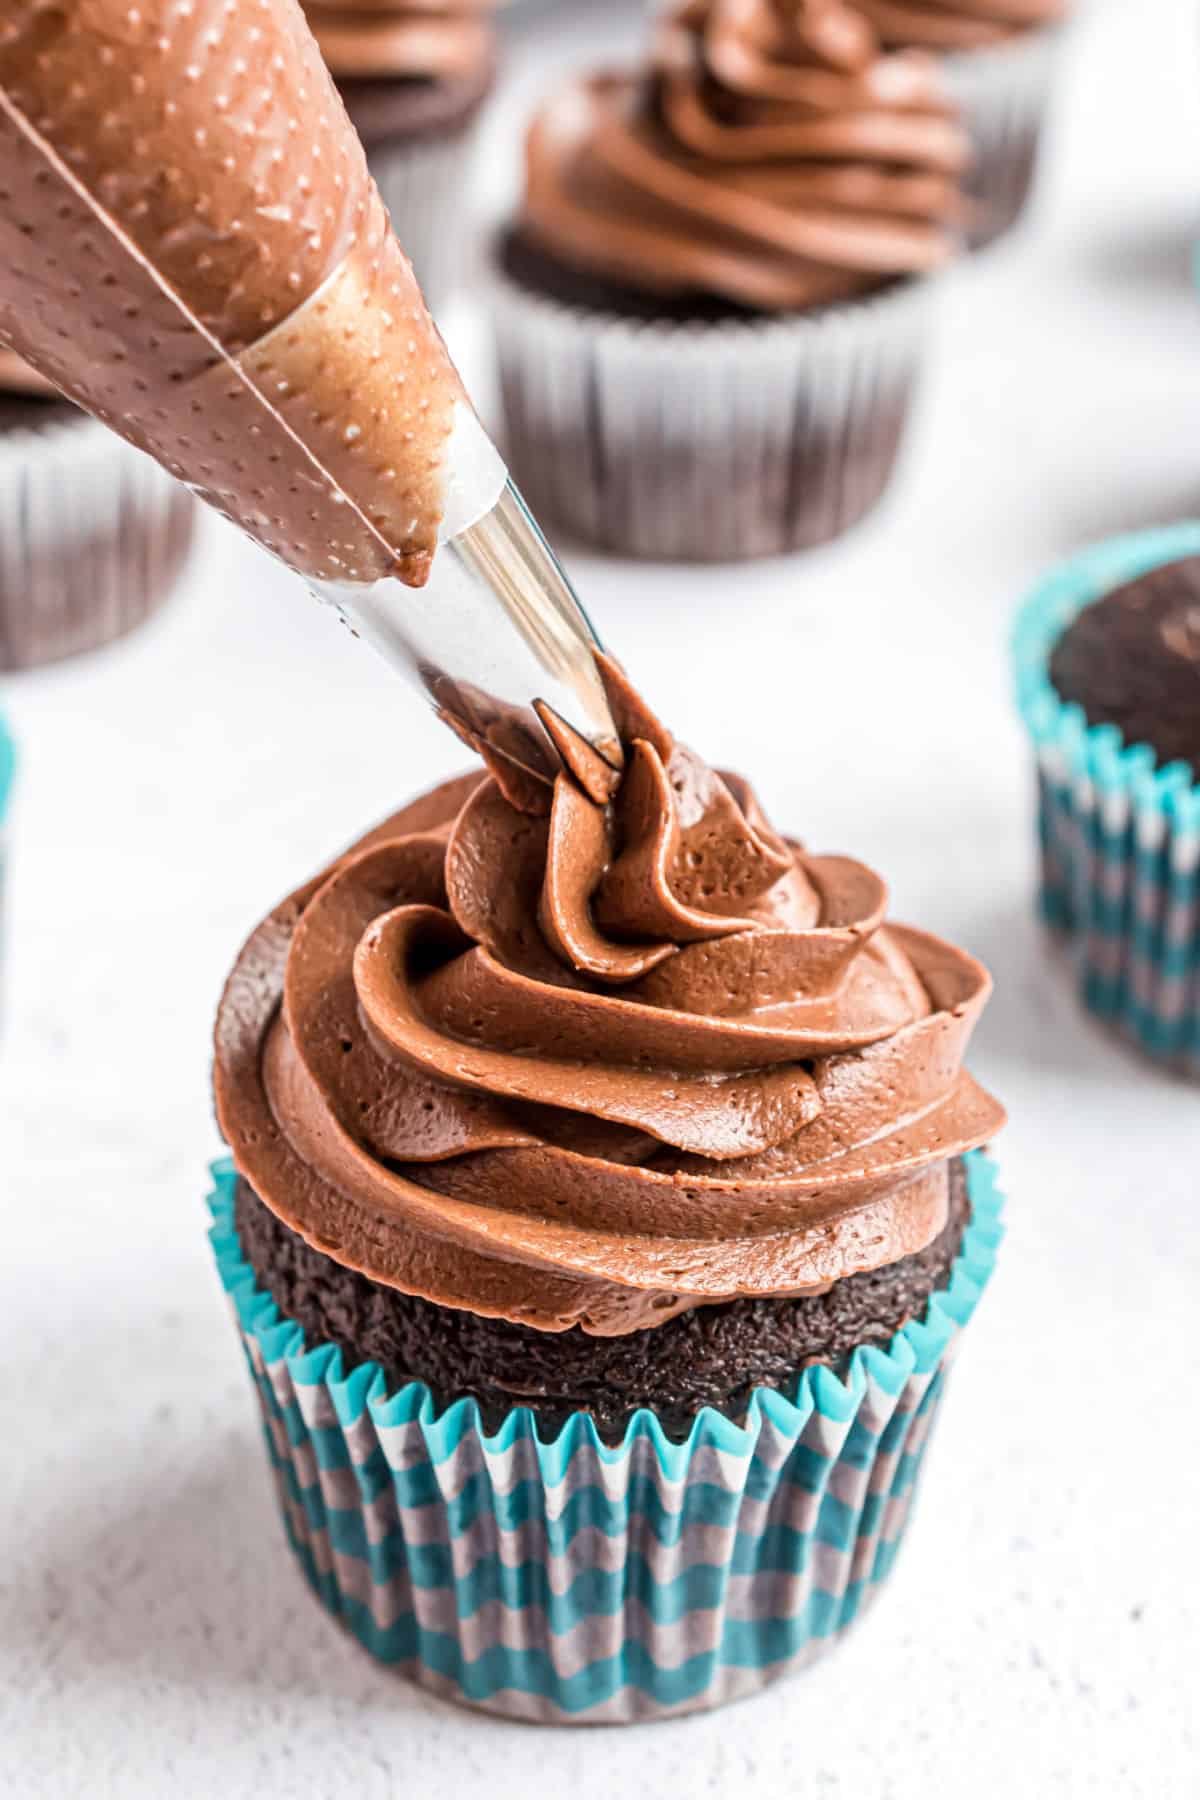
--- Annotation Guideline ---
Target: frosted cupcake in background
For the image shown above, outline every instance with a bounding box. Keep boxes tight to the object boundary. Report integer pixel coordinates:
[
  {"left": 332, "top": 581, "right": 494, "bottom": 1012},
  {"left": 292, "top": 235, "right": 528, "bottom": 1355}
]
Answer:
[
  {"left": 0, "top": 352, "right": 194, "bottom": 671},
  {"left": 492, "top": 0, "right": 969, "bottom": 562},
  {"left": 1015, "top": 527, "right": 1200, "bottom": 1079},
  {"left": 854, "top": 0, "right": 1070, "bottom": 248},
  {"left": 212, "top": 661, "right": 1006, "bottom": 1721},
  {"left": 303, "top": 0, "right": 501, "bottom": 311}
]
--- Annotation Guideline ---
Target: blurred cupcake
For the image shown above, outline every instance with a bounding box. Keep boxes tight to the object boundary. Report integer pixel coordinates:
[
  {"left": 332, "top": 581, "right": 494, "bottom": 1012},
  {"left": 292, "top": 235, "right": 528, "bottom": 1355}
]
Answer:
[
  {"left": 855, "top": 1, "right": 1069, "bottom": 248},
  {"left": 304, "top": 1, "right": 500, "bottom": 310},
  {"left": 0, "top": 353, "right": 194, "bottom": 672},
  {"left": 492, "top": 0, "right": 969, "bottom": 562},
  {"left": 1014, "top": 524, "right": 1200, "bottom": 1076},
  {"left": 211, "top": 662, "right": 1005, "bottom": 1720}
]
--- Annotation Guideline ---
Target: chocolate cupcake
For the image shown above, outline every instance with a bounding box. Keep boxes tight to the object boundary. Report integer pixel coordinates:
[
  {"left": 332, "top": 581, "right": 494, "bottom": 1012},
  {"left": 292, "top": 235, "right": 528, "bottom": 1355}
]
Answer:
[
  {"left": 0, "top": 352, "right": 194, "bottom": 671},
  {"left": 1015, "top": 525, "right": 1200, "bottom": 1076},
  {"left": 492, "top": 0, "right": 969, "bottom": 561},
  {"left": 303, "top": 1, "right": 500, "bottom": 311},
  {"left": 854, "top": 0, "right": 1069, "bottom": 248},
  {"left": 211, "top": 662, "right": 1005, "bottom": 1720}
]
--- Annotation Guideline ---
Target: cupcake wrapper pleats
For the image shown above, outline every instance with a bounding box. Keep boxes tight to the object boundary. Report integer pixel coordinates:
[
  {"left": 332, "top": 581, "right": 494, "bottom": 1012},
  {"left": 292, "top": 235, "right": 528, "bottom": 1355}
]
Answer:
[
  {"left": 208, "top": 1150, "right": 1003, "bottom": 1723},
  {"left": 1015, "top": 524, "right": 1200, "bottom": 1077},
  {"left": 0, "top": 416, "right": 194, "bottom": 671},
  {"left": 492, "top": 274, "right": 932, "bottom": 562},
  {"left": 366, "top": 124, "right": 484, "bottom": 318},
  {"left": 944, "top": 26, "right": 1063, "bottom": 250}
]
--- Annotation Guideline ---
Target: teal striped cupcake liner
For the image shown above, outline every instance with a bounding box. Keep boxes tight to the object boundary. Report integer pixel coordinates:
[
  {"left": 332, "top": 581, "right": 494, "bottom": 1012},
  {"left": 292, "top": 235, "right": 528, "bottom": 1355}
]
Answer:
[
  {"left": 1014, "top": 523, "right": 1200, "bottom": 1077},
  {"left": 208, "top": 1150, "right": 1004, "bottom": 1723},
  {"left": 0, "top": 708, "right": 14, "bottom": 817},
  {"left": 0, "top": 708, "right": 14, "bottom": 833}
]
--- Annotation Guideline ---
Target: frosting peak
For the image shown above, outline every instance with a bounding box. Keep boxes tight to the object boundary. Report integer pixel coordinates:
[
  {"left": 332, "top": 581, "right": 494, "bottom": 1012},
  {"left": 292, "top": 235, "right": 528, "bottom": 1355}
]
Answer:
[
  {"left": 517, "top": 0, "right": 970, "bottom": 312},
  {"left": 216, "top": 667, "right": 1004, "bottom": 1336}
]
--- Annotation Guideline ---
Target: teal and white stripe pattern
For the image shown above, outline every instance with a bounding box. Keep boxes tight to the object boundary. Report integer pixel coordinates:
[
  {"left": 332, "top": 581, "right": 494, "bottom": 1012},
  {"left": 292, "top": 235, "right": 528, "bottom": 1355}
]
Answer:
[
  {"left": 0, "top": 708, "right": 13, "bottom": 817},
  {"left": 209, "top": 1151, "right": 1002, "bottom": 1722},
  {"left": 1015, "top": 524, "right": 1200, "bottom": 1077}
]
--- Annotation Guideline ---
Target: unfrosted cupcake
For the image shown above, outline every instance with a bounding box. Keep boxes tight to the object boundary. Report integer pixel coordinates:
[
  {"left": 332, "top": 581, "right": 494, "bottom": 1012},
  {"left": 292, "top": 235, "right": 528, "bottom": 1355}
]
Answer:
[
  {"left": 492, "top": 0, "right": 969, "bottom": 561},
  {"left": 1015, "top": 524, "right": 1200, "bottom": 1077},
  {"left": 211, "top": 659, "right": 1005, "bottom": 1721},
  {"left": 0, "top": 352, "right": 194, "bottom": 671},
  {"left": 303, "top": 1, "right": 500, "bottom": 310},
  {"left": 855, "top": 0, "right": 1069, "bottom": 248}
]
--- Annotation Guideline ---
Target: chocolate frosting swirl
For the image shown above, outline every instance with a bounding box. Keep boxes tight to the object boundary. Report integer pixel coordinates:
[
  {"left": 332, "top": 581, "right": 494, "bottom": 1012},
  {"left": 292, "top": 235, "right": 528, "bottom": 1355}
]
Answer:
[
  {"left": 854, "top": 0, "right": 1066, "bottom": 53},
  {"left": 215, "top": 662, "right": 1004, "bottom": 1337},
  {"left": 303, "top": 0, "right": 499, "bottom": 81},
  {"left": 516, "top": 0, "right": 969, "bottom": 311}
]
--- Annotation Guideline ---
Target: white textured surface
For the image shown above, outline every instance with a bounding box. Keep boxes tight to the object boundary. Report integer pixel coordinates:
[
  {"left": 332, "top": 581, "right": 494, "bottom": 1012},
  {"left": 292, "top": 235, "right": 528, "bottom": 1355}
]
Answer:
[{"left": 3, "top": 1, "right": 1199, "bottom": 1794}]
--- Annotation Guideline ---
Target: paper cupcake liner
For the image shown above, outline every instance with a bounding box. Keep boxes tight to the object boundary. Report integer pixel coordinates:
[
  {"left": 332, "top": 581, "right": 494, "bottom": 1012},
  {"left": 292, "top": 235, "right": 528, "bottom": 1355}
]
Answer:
[
  {"left": 0, "top": 708, "right": 13, "bottom": 822},
  {"left": 1014, "top": 523, "right": 1200, "bottom": 1077},
  {"left": 491, "top": 271, "right": 933, "bottom": 562},
  {"left": 208, "top": 1150, "right": 1003, "bottom": 1723},
  {"left": 0, "top": 413, "right": 194, "bottom": 671},
  {"left": 943, "top": 27, "right": 1063, "bottom": 250},
  {"left": 366, "top": 123, "right": 484, "bottom": 318}
]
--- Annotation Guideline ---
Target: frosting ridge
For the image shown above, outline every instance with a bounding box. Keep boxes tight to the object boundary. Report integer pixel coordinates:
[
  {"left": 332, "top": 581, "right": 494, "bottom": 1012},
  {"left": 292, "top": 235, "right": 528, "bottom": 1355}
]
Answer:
[
  {"left": 303, "top": 0, "right": 498, "bottom": 81},
  {"left": 853, "top": 1, "right": 1066, "bottom": 53},
  {"left": 516, "top": 0, "right": 970, "bottom": 311},
  {"left": 215, "top": 664, "right": 1004, "bottom": 1336}
]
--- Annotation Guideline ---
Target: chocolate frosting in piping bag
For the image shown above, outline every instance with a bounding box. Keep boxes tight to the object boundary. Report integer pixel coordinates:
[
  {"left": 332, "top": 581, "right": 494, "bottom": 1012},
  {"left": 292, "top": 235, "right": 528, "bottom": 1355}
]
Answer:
[
  {"left": 0, "top": 0, "right": 621, "bottom": 798},
  {"left": 517, "top": 0, "right": 970, "bottom": 311},
  {"left": 0, "top": 0, "right": 470, "bottom": 584},
  {"left": 0, "top": 348, "right": 62, "bottom": 399},
  {"left": 0, "top": 343, "right": 65, "bottom": 397},
  {"left": 215, "top": 659, "right": 1005, "bottom": 1337}
]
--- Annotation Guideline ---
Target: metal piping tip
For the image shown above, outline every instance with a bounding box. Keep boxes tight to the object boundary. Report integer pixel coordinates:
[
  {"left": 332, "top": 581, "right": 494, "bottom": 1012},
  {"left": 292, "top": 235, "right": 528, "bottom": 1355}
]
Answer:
[{"left": 315, "top": 471, "right": 623, "bottom": 797}]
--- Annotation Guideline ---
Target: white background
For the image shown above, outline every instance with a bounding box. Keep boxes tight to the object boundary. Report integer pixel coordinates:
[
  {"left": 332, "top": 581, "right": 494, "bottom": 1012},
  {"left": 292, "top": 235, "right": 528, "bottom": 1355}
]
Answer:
[{"left": 3, "top": 1, "right": 1200, "bottom": 1794}]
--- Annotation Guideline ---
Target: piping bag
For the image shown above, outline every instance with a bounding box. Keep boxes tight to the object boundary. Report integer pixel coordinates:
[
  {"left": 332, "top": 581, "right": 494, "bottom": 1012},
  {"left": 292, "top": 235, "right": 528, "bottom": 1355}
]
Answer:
[{"left": 0, "top": 0, "right": 621, "bottom": 802}]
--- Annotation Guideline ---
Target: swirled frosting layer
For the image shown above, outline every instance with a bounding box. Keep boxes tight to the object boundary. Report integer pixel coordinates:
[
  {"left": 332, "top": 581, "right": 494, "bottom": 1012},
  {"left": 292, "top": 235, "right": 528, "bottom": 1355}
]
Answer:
[
  {"left": 215, "top": 662, "right": 1004, "bottom": 1336},
  {"left": 515, "top": 0, "right": 969, "bottom": 311},
  {"left": 853, "top": 1, "right": 1066, "bottom": 53},
  {"left": 303, "top": 1, "right": 498, "bottom": 81}
]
